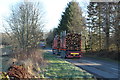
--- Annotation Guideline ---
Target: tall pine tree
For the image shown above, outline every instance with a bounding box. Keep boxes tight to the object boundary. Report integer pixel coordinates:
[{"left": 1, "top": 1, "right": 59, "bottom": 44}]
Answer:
[
  {"left": 87, "top": 2, "right": 119, "bottom": 52},
  {"left": 58, "top": 1, "right": 85, "bottom": 33}
]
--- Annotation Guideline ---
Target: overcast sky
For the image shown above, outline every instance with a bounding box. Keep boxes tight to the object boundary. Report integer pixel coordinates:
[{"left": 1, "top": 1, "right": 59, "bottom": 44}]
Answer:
[{"left": 0, "top": 0, "right": 89, "bottom": 33}]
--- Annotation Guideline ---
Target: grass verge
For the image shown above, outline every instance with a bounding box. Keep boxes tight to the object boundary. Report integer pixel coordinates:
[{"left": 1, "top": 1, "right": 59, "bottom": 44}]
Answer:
[{"left": 43, "top": 52, "right": 96, "bottom": 80}]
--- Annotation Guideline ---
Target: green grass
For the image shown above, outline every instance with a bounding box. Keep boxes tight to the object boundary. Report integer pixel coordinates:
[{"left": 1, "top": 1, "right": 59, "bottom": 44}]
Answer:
[{"left": 43, "top": 52, "right": 96, "bottom": 80}]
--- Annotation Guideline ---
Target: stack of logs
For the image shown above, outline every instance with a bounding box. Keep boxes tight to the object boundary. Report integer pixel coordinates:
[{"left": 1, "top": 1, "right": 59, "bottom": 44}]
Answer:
[
  {"left": 66, "top": 33, "right": 81, "bottom": 51},
  {"left": 7, "top": 65, "right": 33, "bottom": 80}
]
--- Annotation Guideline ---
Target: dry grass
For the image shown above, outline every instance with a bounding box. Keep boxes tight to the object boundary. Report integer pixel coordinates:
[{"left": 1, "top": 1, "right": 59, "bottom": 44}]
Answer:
[{"left": 7, "top": 49, "right": 46, "bottom": 78}]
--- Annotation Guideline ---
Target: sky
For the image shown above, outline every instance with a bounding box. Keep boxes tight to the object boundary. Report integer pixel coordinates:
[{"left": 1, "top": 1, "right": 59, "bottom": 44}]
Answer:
[{"left": 0, "top": 0, "right": 89, "bottom": 33}]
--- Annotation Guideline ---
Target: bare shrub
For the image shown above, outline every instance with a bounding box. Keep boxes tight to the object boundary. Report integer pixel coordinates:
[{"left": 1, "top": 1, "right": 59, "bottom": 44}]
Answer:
[{"left": 7, "top": 49, "right": 46, "bottom": 78}]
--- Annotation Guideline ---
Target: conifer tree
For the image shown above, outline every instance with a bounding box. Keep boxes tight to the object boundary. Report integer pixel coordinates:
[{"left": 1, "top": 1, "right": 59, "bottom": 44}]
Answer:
[{"left": 58, "top": 1, "right": 85, "bottom": 33}]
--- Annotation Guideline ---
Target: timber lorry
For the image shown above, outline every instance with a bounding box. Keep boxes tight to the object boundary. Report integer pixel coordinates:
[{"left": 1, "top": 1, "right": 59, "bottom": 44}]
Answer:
[
  {"left": 52, "top": 35, "right": 60, "bottom": 55},
  {"left": 59, "top": 31, "right": 82, "bottom": 58}
]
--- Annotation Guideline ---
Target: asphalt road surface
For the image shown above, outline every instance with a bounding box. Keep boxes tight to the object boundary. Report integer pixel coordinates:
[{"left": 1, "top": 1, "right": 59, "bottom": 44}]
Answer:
[{"left": 64, "top": 57, "right": 120, "bottom": 80}]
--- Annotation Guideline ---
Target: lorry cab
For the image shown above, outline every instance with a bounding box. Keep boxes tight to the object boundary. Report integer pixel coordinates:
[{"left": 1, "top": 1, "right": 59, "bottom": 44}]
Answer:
[{"left": 52, "top": 35, "right": 60, "bottom": 55}]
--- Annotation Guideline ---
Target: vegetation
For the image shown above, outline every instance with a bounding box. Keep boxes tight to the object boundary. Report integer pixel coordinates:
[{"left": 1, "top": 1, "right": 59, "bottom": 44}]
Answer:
[
  {"left": 1, "top": 2, "right": 46, "bottom": 79},
  {"left": 46, "top": 1, "right": 86, "bottom": 46},
  {"left": 58, "top": 1, "right": 85, "bottom": 33},
  {"left": 85, "top": 2, "right": 120, "bottom": 60},
  {"left": 2, "top": 33, "right": 11, "bottom": 45},
  {"left": 1, "top": 49, "right": 45, "bottom": 79},
  {"left": 86, "top": 2, "right": 120, "bottom": 52},
  {"left": 46, "top": 30, "right": 54, "bottom": 47},
  {"left": 46, "top": 1, "right": 120, "bottom": 61},
  {"left": 1, "top": 1, "right": 119, "bottom": 79},
  {"left": 4, "top": 2, "right": 44, "bottom": 52},
  {"left": 0, "top": 72, "right": 10, "bottom": 80},
  {"left": 43, "top": 52, "right": 96, "bottom": 79}
]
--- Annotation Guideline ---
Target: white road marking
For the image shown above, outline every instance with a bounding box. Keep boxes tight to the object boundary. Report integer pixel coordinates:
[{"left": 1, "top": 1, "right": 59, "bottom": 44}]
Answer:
[
  {"left": 80, "top": 59, "right": 119, "bottom": 68},
  {"left": 76, "top": 60, "right": 101, "bottom": 65},
  {"left": 82, "top": 60, "right": 100, "bottom": 64},
  {"left": 66, "top": 59, "right": 119, "bottom": 78},
  {"left": 81, "top": 60, "right": 120, "bottom": 76},
  {"left": 112, "top": 72, "right": 119, "bottom": 76},
  {"left": 111, "top": 68, "right": 118, "bottom": 70},
  {"left": 82, "top": 60, "right": 120, "bottom": 71}
]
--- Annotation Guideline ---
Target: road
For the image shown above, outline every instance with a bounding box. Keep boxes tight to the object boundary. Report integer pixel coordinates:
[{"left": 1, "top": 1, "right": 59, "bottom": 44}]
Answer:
[
  {"left": 0, "top": 48, "right": 13, "bottom": 72},
  {"left": 64, "top": 57, "right": 120, "bottom": 80}
]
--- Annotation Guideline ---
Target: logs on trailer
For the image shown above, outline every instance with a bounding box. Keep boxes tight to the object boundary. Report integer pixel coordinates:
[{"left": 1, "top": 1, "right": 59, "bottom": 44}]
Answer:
[
  {"left": 60, "top": 31, "right": 81, "bottom": 51},
  {"left": 53, "top": 32, "right": 81, "bottom": 51},
  {"left": 53, "top": 31, "right": 82, "bottom": 58},
  {"left": 65, "top": 33, "right": 81, "bottom": 51}
]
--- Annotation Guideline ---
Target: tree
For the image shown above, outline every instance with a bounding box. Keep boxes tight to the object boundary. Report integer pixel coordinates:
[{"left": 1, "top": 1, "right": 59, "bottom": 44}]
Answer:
[
  {"left": 87, "top": 2, "right": 119, "bottom": 52},
  {"left": 87, "top": 2, "right": 98, "bottom": 51},
  {"left": 46, "top": 27, "right": 60, "bottom": 47},
  {"left": 58, "top": 1, "right": 85, "bottom": 33},
  {"left": 46, "top": 30, "right": 54, "bottom": 47},
  {"left": 4, "top": 2, "right": 44, "bottom": 51},
  {"left": 114, "top": 2, "right": 120, "bottom": 53}
]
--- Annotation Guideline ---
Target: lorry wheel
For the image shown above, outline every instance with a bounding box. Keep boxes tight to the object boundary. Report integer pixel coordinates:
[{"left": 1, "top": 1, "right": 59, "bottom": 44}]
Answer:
[
  {"left": 53, "top": 51, "right": 55, "bottom": 54},
  {"left": 65, "top": 56, "right": 67, "bottom": 59},
  {"left": 61, "top": 56, "right": 64, "bottom": 58},
  {"left": 57, "top": 53, "right": 60, "bottom": 56},
  {"left": 52, "top": 49, "right": 55, "bottom": 54}
]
